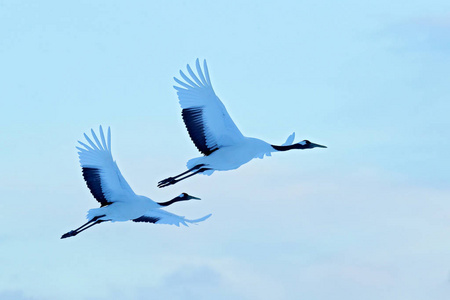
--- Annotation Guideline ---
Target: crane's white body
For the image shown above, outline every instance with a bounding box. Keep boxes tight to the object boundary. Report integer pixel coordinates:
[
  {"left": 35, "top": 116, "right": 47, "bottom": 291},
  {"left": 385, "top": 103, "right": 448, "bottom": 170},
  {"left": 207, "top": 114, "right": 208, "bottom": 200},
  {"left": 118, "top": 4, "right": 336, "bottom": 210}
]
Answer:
[
  {"left": 76, "top": 126, "right": 211, "bottom": 227},
  {"left": 186, "top": 137, "right": 276, "bottom": 175},
  {"left": 87, "top": 195, "right": 157, "bottom": 222}
]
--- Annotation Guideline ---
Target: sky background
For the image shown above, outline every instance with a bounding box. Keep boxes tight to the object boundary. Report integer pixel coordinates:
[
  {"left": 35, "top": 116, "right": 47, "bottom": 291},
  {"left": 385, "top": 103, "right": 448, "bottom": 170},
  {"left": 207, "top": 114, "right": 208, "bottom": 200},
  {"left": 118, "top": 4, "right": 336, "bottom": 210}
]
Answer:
[{"left": 1, "top": 1, "right": 450, "bottom": 299}]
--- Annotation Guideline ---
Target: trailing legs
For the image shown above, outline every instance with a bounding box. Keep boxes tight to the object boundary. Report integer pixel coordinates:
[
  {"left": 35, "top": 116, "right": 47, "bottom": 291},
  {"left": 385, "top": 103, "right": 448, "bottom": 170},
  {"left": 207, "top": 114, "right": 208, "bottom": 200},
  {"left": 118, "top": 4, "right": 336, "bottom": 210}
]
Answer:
[
  {"left": 61, "top": 215, "right": 106, "bottom": 239},
  {"left": 158, "top": 164, "right": 211, "bottom": 188}
]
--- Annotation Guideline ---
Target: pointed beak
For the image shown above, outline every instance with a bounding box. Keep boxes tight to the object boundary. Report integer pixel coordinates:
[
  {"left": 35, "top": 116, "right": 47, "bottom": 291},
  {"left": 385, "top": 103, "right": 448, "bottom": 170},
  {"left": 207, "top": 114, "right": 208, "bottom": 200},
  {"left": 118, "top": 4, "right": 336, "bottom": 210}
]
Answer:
[
  {"left": 188, "top": 195, "right": 201, "bottom": 200},
  {"left": 310, "top": 143, "right": 327, "bottom": 148}
]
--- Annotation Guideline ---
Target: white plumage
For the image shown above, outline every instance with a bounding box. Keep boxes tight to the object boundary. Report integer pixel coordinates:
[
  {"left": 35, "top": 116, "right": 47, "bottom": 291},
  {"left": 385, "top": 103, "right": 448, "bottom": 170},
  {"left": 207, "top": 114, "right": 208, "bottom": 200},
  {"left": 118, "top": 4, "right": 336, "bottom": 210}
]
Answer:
[
  {"left": 158, "top": 59, "right": 326, "bottom": 188},
  {"left": 61, "top": 126, "right": 211, "bottom": 239}
]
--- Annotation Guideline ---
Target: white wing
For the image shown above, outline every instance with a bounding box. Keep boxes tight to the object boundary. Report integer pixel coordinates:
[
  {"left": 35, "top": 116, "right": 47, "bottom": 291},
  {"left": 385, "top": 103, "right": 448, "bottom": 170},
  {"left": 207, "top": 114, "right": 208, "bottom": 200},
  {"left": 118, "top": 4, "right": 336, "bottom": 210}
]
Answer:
[
  {"left": 174, "top": 59, "right": 245, "bottom": 155},
  {"left": 77, "top": 126, "right": 136, "bottom": 206},
  {"left": 133, "top": 209, "right": 212, "bottom": 227}
]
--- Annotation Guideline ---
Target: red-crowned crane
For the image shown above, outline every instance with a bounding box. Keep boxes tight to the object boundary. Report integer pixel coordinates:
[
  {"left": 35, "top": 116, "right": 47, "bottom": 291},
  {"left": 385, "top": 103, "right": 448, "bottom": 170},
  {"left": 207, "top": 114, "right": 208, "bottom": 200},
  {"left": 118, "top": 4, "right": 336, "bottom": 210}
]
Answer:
[
  {"left": 158, "top": 59, "right": 326, "bottom": 188},
  {"left": 62, "top": 126, "right": 211, "bottom": 239}
]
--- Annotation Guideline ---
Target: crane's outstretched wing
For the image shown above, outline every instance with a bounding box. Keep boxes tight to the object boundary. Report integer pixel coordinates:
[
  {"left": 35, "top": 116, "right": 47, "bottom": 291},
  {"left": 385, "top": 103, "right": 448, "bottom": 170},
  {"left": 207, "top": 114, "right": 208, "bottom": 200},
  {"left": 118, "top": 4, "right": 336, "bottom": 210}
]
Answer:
[
  {"left": 174, "top": 59, "right": 245, "bottom": 155},
  {"left": 77, "top": 126, "right": 136, "bottom": 206},
  {"left": 133, "top": 209, "right": 212, "bottom": 227}
]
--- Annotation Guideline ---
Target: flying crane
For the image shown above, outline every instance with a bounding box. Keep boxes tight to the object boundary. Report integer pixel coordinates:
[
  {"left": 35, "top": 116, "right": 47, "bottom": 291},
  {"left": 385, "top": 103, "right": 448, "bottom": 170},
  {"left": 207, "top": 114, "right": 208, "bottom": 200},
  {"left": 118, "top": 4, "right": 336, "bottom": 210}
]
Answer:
[
  {"left": 158, "top": 59, "right": 326, "bottom": 188},
  {"left": 62, "top": 126, "right": 211, "bottom": 239}
]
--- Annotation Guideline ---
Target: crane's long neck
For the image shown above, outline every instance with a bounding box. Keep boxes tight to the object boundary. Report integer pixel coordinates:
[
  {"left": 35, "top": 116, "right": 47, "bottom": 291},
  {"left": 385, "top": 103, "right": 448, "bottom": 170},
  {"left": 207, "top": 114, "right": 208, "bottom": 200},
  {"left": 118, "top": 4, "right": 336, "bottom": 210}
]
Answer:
[
  {"left": 158, "top": 197, "right": 183, "bottom": 207},
  {"left": 271, "top": 144, "right": 308, "bottom": 151}
]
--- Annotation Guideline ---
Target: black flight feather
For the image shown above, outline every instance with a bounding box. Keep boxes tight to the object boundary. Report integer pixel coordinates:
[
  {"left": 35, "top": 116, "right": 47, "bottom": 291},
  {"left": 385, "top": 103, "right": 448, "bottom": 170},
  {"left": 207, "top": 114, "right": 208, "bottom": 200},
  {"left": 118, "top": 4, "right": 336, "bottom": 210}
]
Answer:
[
  {"left": 182, "top": 107, "right": 218, "bottom": 155},
  {"left": 82, "top": 167, "right": 112, "bottom": 207}
]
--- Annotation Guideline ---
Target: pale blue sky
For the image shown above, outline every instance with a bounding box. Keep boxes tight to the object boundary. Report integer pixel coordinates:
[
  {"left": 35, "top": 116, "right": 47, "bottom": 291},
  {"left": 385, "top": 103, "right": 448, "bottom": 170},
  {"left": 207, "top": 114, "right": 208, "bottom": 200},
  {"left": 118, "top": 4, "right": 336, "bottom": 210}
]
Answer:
[{"left": 1, "top": 1, "right": 450, "bottom": 299}]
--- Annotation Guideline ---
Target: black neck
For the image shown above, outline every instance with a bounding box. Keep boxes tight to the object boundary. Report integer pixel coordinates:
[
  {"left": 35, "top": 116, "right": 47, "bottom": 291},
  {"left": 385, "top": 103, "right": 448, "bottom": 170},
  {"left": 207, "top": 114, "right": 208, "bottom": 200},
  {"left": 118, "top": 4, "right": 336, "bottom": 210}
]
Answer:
[
  {"left": 271, "top": 144, "right": 307, "bottom": 151},
  {"left": 158, "top": 197, "right": 183, "bottom": 207}
]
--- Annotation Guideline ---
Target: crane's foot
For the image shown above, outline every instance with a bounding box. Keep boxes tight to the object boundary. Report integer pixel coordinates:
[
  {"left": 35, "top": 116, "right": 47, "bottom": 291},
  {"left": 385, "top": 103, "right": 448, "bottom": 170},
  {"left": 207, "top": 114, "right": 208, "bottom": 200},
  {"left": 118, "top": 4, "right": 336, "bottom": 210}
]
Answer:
[
  {"left": 157, "top": 177, "right": 178, "bottom": 188},
  {"left": 61, "top": 230, "right": 78, "bottom": 239}
]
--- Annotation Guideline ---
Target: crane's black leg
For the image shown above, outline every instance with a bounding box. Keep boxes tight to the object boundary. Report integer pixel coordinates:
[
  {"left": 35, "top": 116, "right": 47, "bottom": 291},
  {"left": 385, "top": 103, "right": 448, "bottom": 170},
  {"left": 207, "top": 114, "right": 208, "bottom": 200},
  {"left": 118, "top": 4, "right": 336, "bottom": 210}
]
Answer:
[
  {"left": 61, "top": 215, "right": 106, "bottom": 239},
  {"left": 74, "top": 216, "right": 101, "bottom": 231},
  {"left": 71, "top": 220, "right": 105, "bottom": 236},
  {"left": 158, "top": 167, "right": 211, "bottom": 188},
  {"left": 158, "top": 164, "right": 206, "bottom": 188}
]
